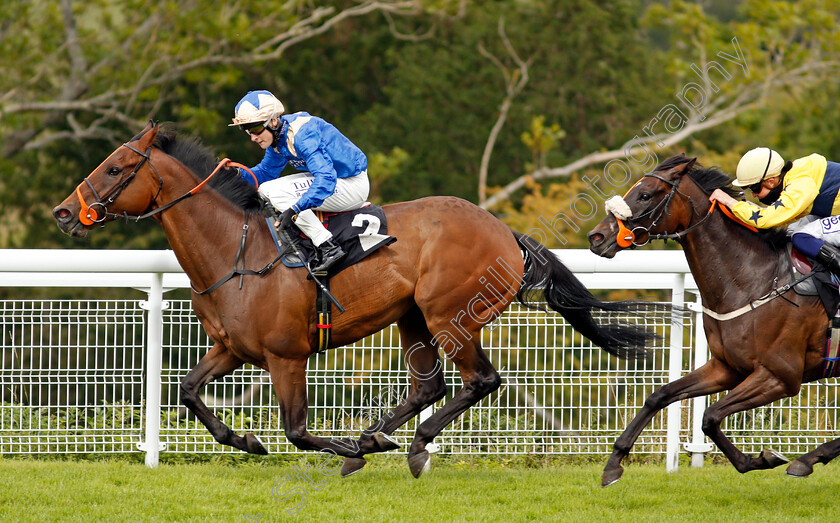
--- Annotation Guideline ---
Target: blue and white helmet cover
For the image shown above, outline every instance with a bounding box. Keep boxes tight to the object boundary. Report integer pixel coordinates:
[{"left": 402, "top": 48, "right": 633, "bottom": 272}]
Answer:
[{"left": 229, "top": 90, "right": 285, "bottom": 126}]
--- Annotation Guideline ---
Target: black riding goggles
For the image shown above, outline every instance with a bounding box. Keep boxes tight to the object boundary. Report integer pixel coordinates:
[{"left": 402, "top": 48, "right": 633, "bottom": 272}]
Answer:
[
  {"left": 241, "top": 121, "right": 270, "bottom": 136},
  {"left": 747, "top": 181, "right": 764, "bottom": 194}
]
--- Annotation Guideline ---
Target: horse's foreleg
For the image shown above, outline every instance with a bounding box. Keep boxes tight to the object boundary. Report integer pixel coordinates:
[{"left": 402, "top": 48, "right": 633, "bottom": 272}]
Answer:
[
  {"left": 342, "top": 318, "right": 447, "bottom": 477},
  {"left": 180, "top": 343, "right": 267, "bottom": 454},
  {"left": 602, "top": 358, "right": 739, "bottom": 487},
  {"left": 787, "top": 438, "right": 840, "bottom": 477},
  {"left": 701, "top": 365, "right": 794, "bottom": 474},
  {"left": 266, "top": 355, "right": 365, "bottom": 458}
]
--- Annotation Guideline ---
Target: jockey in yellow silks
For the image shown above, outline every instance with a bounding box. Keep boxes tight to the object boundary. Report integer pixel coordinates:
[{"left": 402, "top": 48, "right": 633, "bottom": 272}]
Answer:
[{"left": 709, "top": 147, "right": 840, "bottom": 274}]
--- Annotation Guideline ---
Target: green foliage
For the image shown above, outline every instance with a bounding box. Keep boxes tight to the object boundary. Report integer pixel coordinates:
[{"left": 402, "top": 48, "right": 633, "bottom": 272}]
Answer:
[
  {"left": 366, "top": 147, "right": 409, "bottom": 204},
  {"left": 2, "top": 0, "right": 840, "bottom": 250},
  {"left": 521, "top": 115, "right": 565, "bottom": 172}
]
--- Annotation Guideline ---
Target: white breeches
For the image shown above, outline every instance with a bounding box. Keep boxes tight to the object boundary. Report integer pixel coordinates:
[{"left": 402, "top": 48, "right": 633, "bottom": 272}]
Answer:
[
  {"left": 787, "top": 215, "right": 840, "bottom": 248},
  {"left": 257, "top": 171, "right": 370, "bottom": 246}
]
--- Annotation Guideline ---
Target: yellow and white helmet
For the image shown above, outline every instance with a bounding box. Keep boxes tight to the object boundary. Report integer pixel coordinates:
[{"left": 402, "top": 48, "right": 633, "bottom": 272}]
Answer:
[
  {"left": 229, "top": 90, "right": 285, "bottom": 127},
  {"left": 734, "top": 147, "right": 785, "bottom": 187}
]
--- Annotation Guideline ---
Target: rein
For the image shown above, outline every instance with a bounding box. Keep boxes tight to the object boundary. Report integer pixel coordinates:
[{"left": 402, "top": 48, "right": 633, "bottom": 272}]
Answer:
[
  {"left": 75, "top": 143, "right": 280, "bottom": 294},
  {"left": 650, "top": 200, "right": 758, "bottom": 242}
]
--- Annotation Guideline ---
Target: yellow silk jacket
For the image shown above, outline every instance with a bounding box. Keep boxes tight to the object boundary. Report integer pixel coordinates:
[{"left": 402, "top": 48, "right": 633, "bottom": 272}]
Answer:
[{"left": 731, "top": 153, "right": 840, "bottom": 228}]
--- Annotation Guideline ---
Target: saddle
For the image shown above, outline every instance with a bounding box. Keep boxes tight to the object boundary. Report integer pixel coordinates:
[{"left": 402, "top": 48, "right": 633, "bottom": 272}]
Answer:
[
  {"left": 789, "top": 244, "right": 839, "bottom": 313},
  {"left": 265, "top": 204, "right": 397, "bottom": 353},
  {"left": 266, "top": 205, "right": 396, "bottom": 276},
  {"left": 788, "top": 245, "right": 840, "bottom": 378}
]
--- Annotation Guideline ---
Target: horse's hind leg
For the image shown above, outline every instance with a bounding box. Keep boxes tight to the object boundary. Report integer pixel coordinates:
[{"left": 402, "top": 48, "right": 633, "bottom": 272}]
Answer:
[
  {"left": 180, "top": 343, "right": 267, "bottom": 454},
  {"left": 342, "top": 307, "right": 447, "bottom": 477},
  {"left": 787, "top": 438, "right": 840, "bottom": 477},
  {"left": 406, "top": 339, "right": 500, "bottom": 478},
  {"left": 602, "top": 358, "right": 740, "bottom": 486},
  {"left": 701, "top": 365, "right": 796, "bottom": 474}
]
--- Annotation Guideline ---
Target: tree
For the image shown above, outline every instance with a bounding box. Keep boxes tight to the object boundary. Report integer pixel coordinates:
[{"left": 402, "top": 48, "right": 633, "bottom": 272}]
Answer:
[
  {"left": 0, "top": 0, "right": 458, "bottom": 248},
  {"left": 356, "top": 0, "right": 677, "bottom": 204},
  {"left": 479, "top": 0, "right": 840, "bottom": 210}
]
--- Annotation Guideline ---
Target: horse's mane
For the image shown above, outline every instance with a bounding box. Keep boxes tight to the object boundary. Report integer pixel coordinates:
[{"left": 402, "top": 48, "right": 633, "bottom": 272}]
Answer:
[
  {"left": 655, "top": 154, "right": 789, "bottom": 250},
  {"left": 133, "top": 126, "right": 264, "bottom": 213}
]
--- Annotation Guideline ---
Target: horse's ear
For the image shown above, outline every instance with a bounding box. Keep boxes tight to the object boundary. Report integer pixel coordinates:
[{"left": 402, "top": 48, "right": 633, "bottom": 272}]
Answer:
[
  {"left": 676, "top": 157, "right": 697, "bottom": 176},
  {"left": 134, "top": 121, "right": 159, "bottom": 150}
]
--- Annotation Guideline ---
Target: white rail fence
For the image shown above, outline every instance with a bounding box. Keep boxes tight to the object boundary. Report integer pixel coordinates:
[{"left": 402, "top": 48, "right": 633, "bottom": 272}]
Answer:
[{"left": 1, "top": 249, "right": 838, "bottom": 471}]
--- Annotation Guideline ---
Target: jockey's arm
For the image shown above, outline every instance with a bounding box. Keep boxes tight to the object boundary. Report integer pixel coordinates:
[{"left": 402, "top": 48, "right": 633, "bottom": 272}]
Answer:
[
  {"left": 238, "top": 147, "right": 288, "bottom": 186},
  {"left": 729, "top": 178, "right": 819, "bottom": 228},
  {"left": 708, "top": 189, "right": 739, "bottom": 208},
  {"left": 290, "top": 147, "right": 338, "bottom": 213},
  {"left": 286, "top": 125, "right": 338, "bottom": 212}
]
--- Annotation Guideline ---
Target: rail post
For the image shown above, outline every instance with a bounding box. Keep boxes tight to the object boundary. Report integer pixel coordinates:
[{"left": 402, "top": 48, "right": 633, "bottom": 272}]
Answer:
[
  {"left": 139, "top": 272, "right": 167, "bottom": 467},
  {"left": 684, "top": 297, "right": 714, "bottom": 466},
  {"left": 665, "top": 273, "right": 685, "bottom": 472}
]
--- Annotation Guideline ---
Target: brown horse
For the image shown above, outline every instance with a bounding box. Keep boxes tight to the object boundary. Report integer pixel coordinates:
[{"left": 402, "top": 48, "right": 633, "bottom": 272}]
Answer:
[
  {"left": 54, "top": 122, "right": 655, "bottom": 477},
  {"left": 588, "top": 153, "right": 840, "bottom": 485}
]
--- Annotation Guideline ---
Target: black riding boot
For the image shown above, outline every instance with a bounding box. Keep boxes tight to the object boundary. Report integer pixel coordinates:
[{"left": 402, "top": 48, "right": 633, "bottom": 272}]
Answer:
[
  {"left": 311, "top": 239, "right": 346, "bottom": 273},
  {"left": 815, "top": 244, "right": 840, "bottom": 275}
]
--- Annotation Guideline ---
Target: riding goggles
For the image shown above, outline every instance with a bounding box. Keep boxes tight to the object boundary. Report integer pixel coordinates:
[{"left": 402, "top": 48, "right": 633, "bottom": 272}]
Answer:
[
  {"left": 241, "top": 121, "right": 270, "bottom": 136},
  {"left": 747, "top": 181, "right": 763, "bottom": 194}
]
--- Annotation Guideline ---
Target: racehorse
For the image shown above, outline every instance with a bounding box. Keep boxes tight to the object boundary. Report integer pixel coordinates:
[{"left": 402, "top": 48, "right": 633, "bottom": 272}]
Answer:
[
  {"left": 588, "top": 153, "right": 839, "bottom": 485},
  {"left": 54, "top": 122, "right": 656, "bottom": 478}
]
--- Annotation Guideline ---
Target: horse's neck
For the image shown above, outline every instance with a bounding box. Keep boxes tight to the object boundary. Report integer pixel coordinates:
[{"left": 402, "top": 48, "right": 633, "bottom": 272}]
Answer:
[
  {"left": 152, "top": 159, "right": 265, "bottom": 291},
  {"left": 681, "top": 208, "right": 782, "bottom": 309}
]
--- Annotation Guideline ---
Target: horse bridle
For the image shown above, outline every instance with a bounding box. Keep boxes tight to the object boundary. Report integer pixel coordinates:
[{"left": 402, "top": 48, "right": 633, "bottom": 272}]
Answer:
[
  {"left": 74, "top": 143, "right": 163, "bottom": 225},
  {"left": 73, "top": 142, "right": 257, "bottom": 226},
  {"left": 615, "top": 171, "right": 716, "bottom": 247},
  {"left": 71, "top": 143, "right": 292, "bottom": 297}
]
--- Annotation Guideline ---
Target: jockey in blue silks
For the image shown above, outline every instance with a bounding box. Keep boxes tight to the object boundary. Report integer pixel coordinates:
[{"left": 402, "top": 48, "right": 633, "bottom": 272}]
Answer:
[{"left": 230, "top": 90, "right": 370, "bottom": 273}]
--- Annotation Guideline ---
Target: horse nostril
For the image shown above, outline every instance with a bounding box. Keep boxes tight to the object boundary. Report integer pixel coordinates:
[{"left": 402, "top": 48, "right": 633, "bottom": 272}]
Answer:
[
  {"left": 589, "top": 233, "right": 604, "bottom": 246},
  {"left": 54, "top": 207, "right": 71, "bottom": 221}
]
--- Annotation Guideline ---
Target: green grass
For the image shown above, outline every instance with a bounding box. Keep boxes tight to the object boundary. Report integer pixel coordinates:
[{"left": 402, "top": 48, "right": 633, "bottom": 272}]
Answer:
[{"left": 0, "top": 454, "right": 837, "bottom": 522}]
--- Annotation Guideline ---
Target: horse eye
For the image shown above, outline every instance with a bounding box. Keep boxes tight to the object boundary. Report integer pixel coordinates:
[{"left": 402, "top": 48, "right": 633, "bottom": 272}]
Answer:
[
  {"left": 107, "top": 166, "right": 121, "bottom": 176},
  {"left": 639, "top": 193, "right": 652, "bottom": 202}
]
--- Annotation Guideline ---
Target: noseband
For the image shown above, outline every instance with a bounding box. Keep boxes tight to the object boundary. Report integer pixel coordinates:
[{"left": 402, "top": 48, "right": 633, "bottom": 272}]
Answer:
[
  {"left": 74, "top": 143, "right": 162, "bottom": 225},
  {"left": 615, "top": 172, "right": 686, "bottom": 247}
]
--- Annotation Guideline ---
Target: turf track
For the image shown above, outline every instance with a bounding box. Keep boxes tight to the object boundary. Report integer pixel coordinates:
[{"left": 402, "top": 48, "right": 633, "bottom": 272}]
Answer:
[{"left": 0, "top": 456, "right": 836, "bottom": 522}]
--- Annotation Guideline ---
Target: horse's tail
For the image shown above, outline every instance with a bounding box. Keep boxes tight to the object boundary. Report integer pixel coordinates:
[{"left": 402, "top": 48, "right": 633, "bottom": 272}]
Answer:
[{"left": 512, "top": 230, "right": 662, "bottom": 360}]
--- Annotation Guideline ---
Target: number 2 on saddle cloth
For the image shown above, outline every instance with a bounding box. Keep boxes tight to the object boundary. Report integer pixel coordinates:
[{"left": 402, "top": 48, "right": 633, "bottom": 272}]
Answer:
[{"left": 266, "top": 204, "right": 397, "bottom": 353}]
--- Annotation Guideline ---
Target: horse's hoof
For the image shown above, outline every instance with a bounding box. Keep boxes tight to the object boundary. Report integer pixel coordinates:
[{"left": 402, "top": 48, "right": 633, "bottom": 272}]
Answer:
[
  {"left": 244, "top": 433, "right": 268, "bottom": 455},
  {"left": 760, "top": 449, "right": 789, "bottom": 468},
  {"left": 408, "top": 450, "right": 431, "bottom": 478},
  {"left": 341, "top": 457, "right": 367, "bottom": 478},
  {"left": 601, "top": 466, "right": 623, "bottom": 487},
  {"left": 785, "top": 460, "right": 813, "bottom": 478},
  {"left": 373, "top": 432, "right": 400, "bottom": 452}
]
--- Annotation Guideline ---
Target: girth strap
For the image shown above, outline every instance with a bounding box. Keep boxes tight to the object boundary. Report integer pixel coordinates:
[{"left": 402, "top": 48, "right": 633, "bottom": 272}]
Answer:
[
  {"left": 315, "top": 272, "right": 333, "bottom": 353},
  {"left": 825, "top": 312, "right": 840, "bottom": 378}
]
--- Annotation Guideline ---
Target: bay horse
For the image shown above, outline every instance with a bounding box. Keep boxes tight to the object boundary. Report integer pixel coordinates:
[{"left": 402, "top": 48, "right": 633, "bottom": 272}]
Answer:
[
  {"left": 588, "top": 153, "right": 839, "bottom": 485},
  {"left": 54, "top": 122, "right": 656, "bottom": 477}
]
